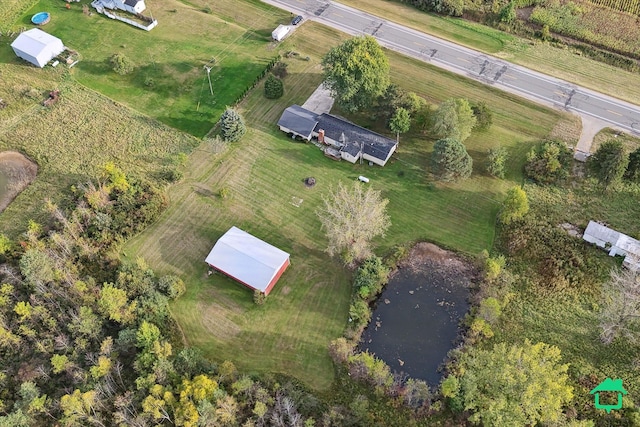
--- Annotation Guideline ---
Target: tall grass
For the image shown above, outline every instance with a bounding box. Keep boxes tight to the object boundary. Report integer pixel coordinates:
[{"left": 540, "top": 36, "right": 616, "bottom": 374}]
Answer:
[{"left": 0, "top": 0, "right": 38, "bottom": 32}]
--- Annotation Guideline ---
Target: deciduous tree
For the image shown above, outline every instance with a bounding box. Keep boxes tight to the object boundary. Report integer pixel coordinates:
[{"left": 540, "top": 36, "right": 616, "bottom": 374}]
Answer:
[
  {"left": 322, "top": 36, "right": 390, "bottom": 113},
  {"left": 218, "top": 107, "right": 247, "bottom": 142},
  {"left": 458, "top": 340, "right": 573, "bottom": 426},
  {"left": 486, "top": 146, "right": 508, "bottom": 178},
  {"left": 110, "top": 53, "right": 134, "bottom": 75},
  {"left": 499, "top": 186, "right": 529, "bottom": 225},
  {"left": 525, "top": 139, "right": 572, "bottom": 184},
  {"left": 588, "top": 139, "right": 629, "bottom": 189},
  {"left": 430, "top": 137, "right": 473, "bottom": 182},
  {"left": 431, "top": 98, "right": 476, "bottom": 142},
  {"left": 599, "top": 268, "right": 640, "bottom": 344},
  {"left": 389, "top": 107, "right": 411, "bottom": 143},
  {"left": 316, "top": 182, "right": 391, "bottom": 263},
  {"left": 471, "top": 101, "right": 493, "bottom": 131}
]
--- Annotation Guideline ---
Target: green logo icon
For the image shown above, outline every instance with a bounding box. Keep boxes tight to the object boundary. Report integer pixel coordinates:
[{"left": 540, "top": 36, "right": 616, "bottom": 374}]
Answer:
[{"left": 590, "top": 378, "right": 628, "bottom": 413}]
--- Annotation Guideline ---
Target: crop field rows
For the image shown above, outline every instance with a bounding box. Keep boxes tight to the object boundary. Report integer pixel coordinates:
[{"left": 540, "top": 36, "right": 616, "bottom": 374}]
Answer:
[{"left": 588, "top": 0, "right": 640, "bottom": 15}]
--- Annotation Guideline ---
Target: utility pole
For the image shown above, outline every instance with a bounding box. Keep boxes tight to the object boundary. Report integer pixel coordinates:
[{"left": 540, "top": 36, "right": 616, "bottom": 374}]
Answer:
[{"left": 204, "top": 66, "right": 213, "bottom": 96}]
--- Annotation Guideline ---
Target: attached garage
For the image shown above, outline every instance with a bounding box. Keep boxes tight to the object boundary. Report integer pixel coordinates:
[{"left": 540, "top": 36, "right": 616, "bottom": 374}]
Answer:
[
  {"left": 205, "top": 226, "right": 290, "bottom": 295},
  {"left": 11, "top": 28, "right": 65, "bottom": 68}
]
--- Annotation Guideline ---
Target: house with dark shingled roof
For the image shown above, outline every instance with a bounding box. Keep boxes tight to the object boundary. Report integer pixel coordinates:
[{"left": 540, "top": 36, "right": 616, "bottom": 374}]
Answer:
[{"left": 277, "top": 105, "right": 398, "bottom": 166}]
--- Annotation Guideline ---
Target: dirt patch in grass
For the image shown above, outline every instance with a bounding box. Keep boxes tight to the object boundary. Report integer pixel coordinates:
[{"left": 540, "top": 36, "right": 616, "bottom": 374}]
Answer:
[
  {"left": 0, "top": 151, "right": 38, "bottom": 213},
  {"left": 399, "top": 242, "right": 476, "bottom": 279}
]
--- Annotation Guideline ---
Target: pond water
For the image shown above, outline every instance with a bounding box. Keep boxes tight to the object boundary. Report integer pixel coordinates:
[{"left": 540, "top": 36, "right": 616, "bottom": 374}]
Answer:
[{"left": 359, "top": 248, "right": 471, "bottom": 385}]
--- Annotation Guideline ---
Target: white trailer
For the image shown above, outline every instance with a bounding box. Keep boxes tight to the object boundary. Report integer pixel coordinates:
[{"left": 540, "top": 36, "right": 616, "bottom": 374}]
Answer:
[{"left": 272, "top": 25, "right": 290, "bottom": 41}]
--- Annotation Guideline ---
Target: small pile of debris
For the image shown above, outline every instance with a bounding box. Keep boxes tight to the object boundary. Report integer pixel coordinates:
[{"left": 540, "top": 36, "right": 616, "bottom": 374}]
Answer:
[
  {"left": 0, "top": 99, "right": 7, "bottom": 110},
  {"left": 42, "top": 90, "right": 60, "bottom": 107},
  {"left": 304, "top": 177, "right": 316, "bottom": 188}
]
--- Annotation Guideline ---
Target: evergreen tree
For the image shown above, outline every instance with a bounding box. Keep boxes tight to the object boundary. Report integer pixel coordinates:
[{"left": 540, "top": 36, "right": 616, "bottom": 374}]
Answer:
[
  {"left": 264, "top": 74, "right": 284, "bottom": 99},
  {"left": 218, "top": 107, "right": 247, "bottom": 142},
  {"left": 588, "top": 139, "right": 628, "bottom": 189},
  {"left": 624, "top": 147, "right": 640, "bottom": 182},
  {"left": 431, "top": 137, "right": 473, "bottom": 182}
]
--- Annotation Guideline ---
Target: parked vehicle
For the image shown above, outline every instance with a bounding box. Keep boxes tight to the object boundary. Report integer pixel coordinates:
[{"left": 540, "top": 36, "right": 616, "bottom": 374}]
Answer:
[{"left": 291, "top": 15, "right": 303, "bottom": 25}]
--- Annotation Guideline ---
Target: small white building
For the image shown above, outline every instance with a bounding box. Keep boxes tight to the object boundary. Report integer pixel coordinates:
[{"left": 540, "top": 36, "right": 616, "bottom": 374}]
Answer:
[
  {"left": 11, "top": 29, "right": 65, "bottom": 68},
  {"left": 95, "top": 0, "right": 146, "bottom": 14},
  {"left": 583, "top": 220, "right": 640, "bottom": 271},
  {"left": 272, "top": 25, "right": 290, "bottom": 41}
]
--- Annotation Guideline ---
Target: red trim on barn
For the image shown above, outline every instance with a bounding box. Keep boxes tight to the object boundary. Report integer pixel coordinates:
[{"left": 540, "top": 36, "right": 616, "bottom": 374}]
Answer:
[
  {"left": 264, "top": 257, "right": 290, "bottom": 296},
  {"left": 207, "top": 257, "right": 290, "bottom": 296}
]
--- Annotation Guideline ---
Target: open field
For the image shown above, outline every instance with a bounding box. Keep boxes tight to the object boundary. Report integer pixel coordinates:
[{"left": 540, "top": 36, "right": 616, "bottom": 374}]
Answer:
[
  {"left": 0, "top": 0, "right": 38, "bottom": 32},
  {"left": 496, "top": 182, "right": 640, "bottom": 414},
  {"left": 0, "top": 65, "right": 199, "bottom": 236},
  {"left": 125, "top": 20, "right": 565, "bottom": 388},
  {"left": 16, "top": 0, "right": 290, "bottom": 137},
  {"left": 337, "top": 0, "right": 640, "bottom": 105}
]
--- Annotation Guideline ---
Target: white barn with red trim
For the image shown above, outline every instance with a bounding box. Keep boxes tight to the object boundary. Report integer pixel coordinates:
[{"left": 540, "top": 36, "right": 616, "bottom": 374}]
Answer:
[{"left": 205, "top": 226, "right": 290, "bottom": 295}]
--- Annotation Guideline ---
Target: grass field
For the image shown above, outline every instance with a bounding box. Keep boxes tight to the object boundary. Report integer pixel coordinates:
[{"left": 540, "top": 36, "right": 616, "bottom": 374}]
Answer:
[
  {"left": 0, "top": 64, "right": 199, "bottom": 236},
  {"left": 15, "top": 0, "right": 290, "bottom": 137},
  {"left": 591, "top": 127, "right": 640, "bottom": 153},
  {"left": 338, "top": 0, "right": 640, "bottom": 105},
  {"left": 0, "top": 0, "right": 38, "bottom": 32},
  {"left": 124, "top": 20, "right": 566, "bottom": 389}
]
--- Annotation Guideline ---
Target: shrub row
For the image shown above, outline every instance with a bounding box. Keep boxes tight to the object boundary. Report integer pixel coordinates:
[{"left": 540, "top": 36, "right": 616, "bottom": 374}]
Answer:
[{"left": 233, "top": 55, "right": 281, "bottom": 105}]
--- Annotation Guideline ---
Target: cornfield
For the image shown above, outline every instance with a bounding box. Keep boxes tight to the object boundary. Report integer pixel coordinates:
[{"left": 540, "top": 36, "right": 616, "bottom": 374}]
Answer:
[{"left": 586, "top": 0, "right": 640, "bottom": 15}]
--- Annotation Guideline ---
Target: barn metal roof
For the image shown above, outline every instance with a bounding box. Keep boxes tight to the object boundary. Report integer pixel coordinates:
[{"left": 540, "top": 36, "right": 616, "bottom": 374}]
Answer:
[{"left": 204, "top": 226, "right": 290, "bottom": 292}]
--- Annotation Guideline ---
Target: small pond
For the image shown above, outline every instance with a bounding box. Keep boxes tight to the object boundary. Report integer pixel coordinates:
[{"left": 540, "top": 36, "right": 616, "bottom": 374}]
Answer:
[{"left": 359, "top": 243, "right": 473, "bottom": 385}]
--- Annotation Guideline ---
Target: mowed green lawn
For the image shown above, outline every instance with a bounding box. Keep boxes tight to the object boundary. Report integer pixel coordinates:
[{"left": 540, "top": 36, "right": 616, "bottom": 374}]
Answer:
[
  {"left": 19, "top": 0, "right": 290, "bottom": 136},
  {"left": 125, "top": 21, "right": 566, "bottom": 389}
]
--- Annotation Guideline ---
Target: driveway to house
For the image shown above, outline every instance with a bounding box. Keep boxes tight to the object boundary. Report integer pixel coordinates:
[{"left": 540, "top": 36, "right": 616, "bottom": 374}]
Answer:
[{"left": 263, "top": 0, "right": 640, "bottom": 153}]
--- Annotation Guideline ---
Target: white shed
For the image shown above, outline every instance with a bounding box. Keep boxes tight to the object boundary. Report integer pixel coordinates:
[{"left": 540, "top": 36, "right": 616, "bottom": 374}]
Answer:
[
  {"left": 272, "top": 25, "right": 290, "bottom": 41},
  {"left": 11, "top": 29, "right": 65, "bottom": 68},
  {"left": 584, "top": 220, "right": 640, "bottom": 271}
]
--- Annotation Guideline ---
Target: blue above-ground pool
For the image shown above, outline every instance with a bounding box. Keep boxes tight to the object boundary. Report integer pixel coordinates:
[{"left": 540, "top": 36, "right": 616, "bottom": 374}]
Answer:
[{"left": 31, "top": 12, "right": 51, "bottom": 26}]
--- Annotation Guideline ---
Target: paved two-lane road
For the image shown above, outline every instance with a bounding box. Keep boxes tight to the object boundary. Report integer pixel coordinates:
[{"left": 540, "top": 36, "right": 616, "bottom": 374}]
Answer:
[{"left": 263, "top": 0, "right": 640, "bottom": 144}]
